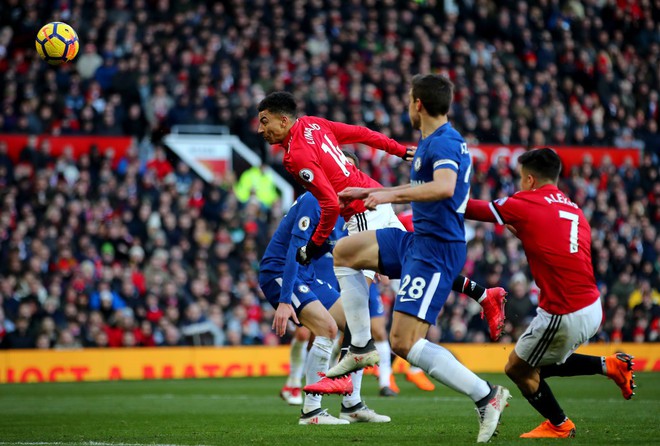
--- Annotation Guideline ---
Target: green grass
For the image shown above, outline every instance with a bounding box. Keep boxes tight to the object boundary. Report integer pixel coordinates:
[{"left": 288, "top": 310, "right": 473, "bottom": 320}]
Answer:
[{"left": 0, "top": 373, "right": 657, "bottom": 446}]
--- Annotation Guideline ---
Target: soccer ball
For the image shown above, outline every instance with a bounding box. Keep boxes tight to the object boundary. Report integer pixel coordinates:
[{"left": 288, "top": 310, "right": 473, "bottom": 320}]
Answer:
[{"left": 35, "top": 22, "right": 80, "bottom": 66}]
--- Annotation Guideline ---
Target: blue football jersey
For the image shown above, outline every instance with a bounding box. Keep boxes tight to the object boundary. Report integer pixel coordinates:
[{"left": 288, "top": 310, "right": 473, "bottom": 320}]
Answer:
[
  {"left": 410, "top": 122, "right": 471, "bottom": 242},
  {"left": 313, "top": 218, "right": 347, "bottom": 289},
  {"left": 260, "top": 192, "right": 342, "bottom": 304}
]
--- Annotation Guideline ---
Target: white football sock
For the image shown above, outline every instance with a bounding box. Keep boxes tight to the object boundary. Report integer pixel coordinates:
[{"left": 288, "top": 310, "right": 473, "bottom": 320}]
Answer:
[
  {"left": 334, "top": 266, "right": 371, "bottom": 348},
  {"left": 375, "top": 340, "right": 392, "bottom": 388},
  {"left": 303, "top": 336, "right": 333, "bottom": 413},
  {"left": 286, "top": 338, "right": 308, "bottom": 388},
  {"left": 330, "top": 333, "right": 341, "bottom": 367},
  {"left": 342, "top": 369, "right": 363, "bottom": 408},
  {"left": 407, "top": 339, "right": 491, "bottom": 402},
  {"left": 408, "top": 365, "right": 423, "bottom": 374}
]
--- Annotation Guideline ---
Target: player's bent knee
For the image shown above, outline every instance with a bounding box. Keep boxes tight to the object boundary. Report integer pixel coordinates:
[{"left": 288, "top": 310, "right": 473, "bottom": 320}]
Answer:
[
  {"left": 317, "top": 319, "right": 339, "bottom": 340},
  {"left": 333, "top": 238, "right": 355, "bottom": 268}
]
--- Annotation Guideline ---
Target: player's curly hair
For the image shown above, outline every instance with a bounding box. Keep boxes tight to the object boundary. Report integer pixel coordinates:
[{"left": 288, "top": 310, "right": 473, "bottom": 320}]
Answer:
[
  {"left": 257, "top": 91, "right": 297, "bottom": 117},
  {"left": 518, "top": 148, "right": 562, "bottom": 181}
]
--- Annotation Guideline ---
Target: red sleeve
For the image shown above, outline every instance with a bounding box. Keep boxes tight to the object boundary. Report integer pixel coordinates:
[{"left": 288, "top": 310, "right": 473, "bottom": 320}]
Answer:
[
  {"left": 324, "top": 119, "right": 407, "bottom": 158},
  {"left": 288, "top": 156, "right": 340, "bottom": 246},
  {"left": 465, "top": 199, "right": 499, "bottom": 223},
  {"left": 489, "top": 193, "right": 526, "bottom": 225}
]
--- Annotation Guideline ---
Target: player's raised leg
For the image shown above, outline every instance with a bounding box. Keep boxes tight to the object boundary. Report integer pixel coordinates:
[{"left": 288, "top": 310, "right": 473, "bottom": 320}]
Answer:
[
  {"left": 540, "top": 352, "right": 636, "bottom": 400},
  {"left": 327, "top": 230, "right": 382, "bottom": 378},
  {"left": 453, "top": 276, "right": 507, "bottom": 341}
]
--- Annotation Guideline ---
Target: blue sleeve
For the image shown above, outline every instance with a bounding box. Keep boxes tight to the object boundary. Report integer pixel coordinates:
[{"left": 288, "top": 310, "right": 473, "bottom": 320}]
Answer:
[
  {"left": 279, "top": 194, "right": 325, "bottom": 304},
  {"left": 291, "top": 194, "right": 322, "bottom": 240},
  {"left": 279, "top": 233, "right": 307, "bottom": 304},
  {"left": 429, "top": 136, "right": 463, "bottom": 173}
]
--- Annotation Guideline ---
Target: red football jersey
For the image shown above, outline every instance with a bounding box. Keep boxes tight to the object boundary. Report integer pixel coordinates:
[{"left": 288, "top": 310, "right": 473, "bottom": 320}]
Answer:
[
  {"left": 397, "top": 208, "right": 414, "bottom": 232},
  {"left": 490, "top": 184, "right": 600, "bottom": 315},
  {"left": 281, "top": 116, "right": 407, "bottom": 245}
]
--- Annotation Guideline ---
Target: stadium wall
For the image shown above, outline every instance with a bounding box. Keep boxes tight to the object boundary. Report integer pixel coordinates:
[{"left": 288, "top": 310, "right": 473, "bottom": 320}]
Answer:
[{"left": 1, "top": 343, "right": 658, "bottom": 384}]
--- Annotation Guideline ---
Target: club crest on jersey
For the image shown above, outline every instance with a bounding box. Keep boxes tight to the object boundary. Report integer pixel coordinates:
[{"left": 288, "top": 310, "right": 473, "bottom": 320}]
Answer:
[
  {"left": 298, "top": 216, "right": 310, "bottom": 231},
  {"left": 299, "top": 168, "right": 314, "bottom": 183},
  {"left": 298, "top": 284, "right": 310, "bottom": 293},
  {"left": 414, "top": 157, "right": 422, "bottom": 171}
]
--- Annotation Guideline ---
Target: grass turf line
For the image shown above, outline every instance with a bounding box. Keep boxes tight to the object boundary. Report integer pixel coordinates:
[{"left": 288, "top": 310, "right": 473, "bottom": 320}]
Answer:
[{"left": 0, "top": 373, "right": 657, "bottom": 445}]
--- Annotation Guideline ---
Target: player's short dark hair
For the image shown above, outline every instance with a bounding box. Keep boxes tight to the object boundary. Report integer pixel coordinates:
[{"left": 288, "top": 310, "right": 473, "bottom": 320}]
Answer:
[
  {"left": 411, "top": 74, "right": 454, "bottom": 117},
  {"left": 342, "top": 150, "right": 359, "bottom": 166},
  {"left": 518, "top": 148, "right": 562, "bottom": 181},
  {"left": 257, "top": 91, "right": 297, "bottom": 117}
]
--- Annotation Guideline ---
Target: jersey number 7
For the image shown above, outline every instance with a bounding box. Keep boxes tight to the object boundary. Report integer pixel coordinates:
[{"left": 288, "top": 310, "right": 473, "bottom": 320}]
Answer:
[{"left": 559, "top": 210, "right": 579, "bottom": 253}]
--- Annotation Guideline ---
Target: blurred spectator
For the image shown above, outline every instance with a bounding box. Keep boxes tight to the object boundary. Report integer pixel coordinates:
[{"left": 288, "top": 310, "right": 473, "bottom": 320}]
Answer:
[
  {"left": 233, "top": 165, "right": 280, "bottom": 209},
  {"left": 504, "top": 272, "right": 535, "bottom": 338}
]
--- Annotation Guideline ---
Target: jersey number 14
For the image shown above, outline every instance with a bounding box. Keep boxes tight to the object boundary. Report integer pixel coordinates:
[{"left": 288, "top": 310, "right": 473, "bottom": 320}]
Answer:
[{"left": 321, "top": 136, "right": 350, "bottom": 177}]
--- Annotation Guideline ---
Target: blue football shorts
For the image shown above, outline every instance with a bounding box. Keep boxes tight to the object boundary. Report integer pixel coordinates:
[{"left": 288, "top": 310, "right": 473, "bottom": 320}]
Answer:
[
  {"left": 375, "top": 228, "right": 466, "bottom": 324},
  {"left": 259, "top": 274, "right": 341, "bottom": 315}
]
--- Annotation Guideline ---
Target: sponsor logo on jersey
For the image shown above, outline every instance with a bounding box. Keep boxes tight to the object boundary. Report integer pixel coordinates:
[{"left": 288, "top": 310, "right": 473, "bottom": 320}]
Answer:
[
  {"left": 299, "top": 168, "right": 314, "bottom": 182},
  {"left": 414, "top": 157, "right": 422, "bottom": 171},
  {"left": 298, "top": 216, "right": 310, "bottom": 231},
  {"left": 298, "top": 284, "right": 310, "bottom": 293}
]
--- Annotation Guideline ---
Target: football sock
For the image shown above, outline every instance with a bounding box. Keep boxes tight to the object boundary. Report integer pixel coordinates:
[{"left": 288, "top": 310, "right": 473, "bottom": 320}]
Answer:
[
  {"left": 342, "top": 370, "right": 363, "bottom": 408},
  {"left": 375, "top": 340, "right": 392, "bottom": 389},
  {"left": 408, "top": 365, "right": 423, "bottom": 374},
  {"left": 452, "top": 275, "right": 487, "bottom": 302},
  {"left": 286, "top": 338, "right": 308, "bottom": 388},
  {"left": 334, "top": 266, "right": 371, "bottom": 348},
  {"left": 524, "top": 379, "right": 567, "bottom": 426},
  {"left": 407, "top": 339, "right": 491, "bottom": 401},
  {"left": 330, "top": 334, "right": 341, "bottom": 366},
  {"left": 303, "top": 336, "right": 333, "bottom": 413},
  {"left": 339, "top": 324, "right": 352, "bottom": 360},
  {"left": 540, "top": 354, "right": 604, "bottom": 378}
]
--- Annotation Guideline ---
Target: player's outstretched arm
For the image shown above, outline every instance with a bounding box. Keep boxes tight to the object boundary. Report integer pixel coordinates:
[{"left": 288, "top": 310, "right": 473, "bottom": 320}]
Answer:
[
  {"left": 338, "top": 186, "right": 376, "bottom": 206},
  {"left": 273, "top": 235, "right": 306, "bottom": 335},
  {"left": 363, "top": 169, "right": 456, "bottom": 209},
  {"left": 465, "top": 199, "right": 499, "bottom": 223},
  {"left": 325, "top": 119, "right": 410, "bottom": 159}
]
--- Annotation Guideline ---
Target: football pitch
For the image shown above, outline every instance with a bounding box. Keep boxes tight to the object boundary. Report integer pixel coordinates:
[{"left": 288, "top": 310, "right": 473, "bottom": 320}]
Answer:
[{"left": 0, "top": 373, "right": 657, "bottom": 446}]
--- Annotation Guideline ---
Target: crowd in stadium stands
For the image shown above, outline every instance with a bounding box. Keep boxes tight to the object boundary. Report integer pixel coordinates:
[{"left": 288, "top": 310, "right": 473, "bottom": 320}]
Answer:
[{"left": 0, "top": 0, "right": 658, "bottom": 348}]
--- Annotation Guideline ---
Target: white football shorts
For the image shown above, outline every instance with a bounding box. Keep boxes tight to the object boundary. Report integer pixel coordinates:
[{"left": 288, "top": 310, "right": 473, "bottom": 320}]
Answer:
[
  {"left": 345, "top": 203, "right": 405, "bottom": 280},
  {"left": 515, "top": 297, "right": 602, "bottom": 367}
]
